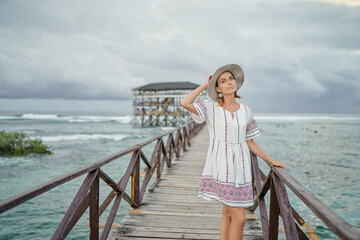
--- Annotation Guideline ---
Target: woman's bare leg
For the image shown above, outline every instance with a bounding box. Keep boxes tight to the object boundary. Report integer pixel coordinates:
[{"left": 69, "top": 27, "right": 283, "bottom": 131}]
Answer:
[
  {"left": 220, "top": 205, "right": 231, "bottom": 240},
  {"left": 228, "top": 206, "right": 246, "bottom": 240}
]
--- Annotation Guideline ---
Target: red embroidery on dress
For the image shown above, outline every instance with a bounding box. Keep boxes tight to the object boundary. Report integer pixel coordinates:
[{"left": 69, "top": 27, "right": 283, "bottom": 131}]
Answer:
[
  {"left": 240, "top": 143, "right": 246, "bottom": 183},
  {"left": 223, "top": 109, "right": 228, "bottom": 182},
  {"left": 199, "top": 176, "right": 253, "bottom": 202},
  {"left": 198, "top": 102, "right": 205, "bottom": 111},
  {"left": 246, "top": 118, "right": 258, "bottom": 132}
]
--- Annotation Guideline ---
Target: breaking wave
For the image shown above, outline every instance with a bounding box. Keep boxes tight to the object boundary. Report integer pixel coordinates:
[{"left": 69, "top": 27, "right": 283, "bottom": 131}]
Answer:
[
  {"left": 255, "top": 115, "right": 360, "bottom": 122},
  {"left": 0, "top": 114, "right": 133, "bottom": 124},
  {"left": 42, "top": 134, "right": 128, "bottom": 142}
]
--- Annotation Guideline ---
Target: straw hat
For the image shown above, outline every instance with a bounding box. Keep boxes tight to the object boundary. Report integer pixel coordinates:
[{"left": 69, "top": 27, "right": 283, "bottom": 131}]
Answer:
[{"left": 207, "top": 64, "right": 244, "bottom": 102}]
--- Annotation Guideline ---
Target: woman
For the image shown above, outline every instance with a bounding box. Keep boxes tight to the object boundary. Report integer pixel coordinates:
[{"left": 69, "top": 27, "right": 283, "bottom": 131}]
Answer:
[{"left": 180, "top": 64, "right": 285, "bottom": 240}]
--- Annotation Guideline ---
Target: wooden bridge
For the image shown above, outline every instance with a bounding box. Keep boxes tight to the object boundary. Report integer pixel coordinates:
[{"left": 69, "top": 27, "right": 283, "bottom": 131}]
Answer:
[
  {"left": 0, "top": 120, "right": 359, "bottom": 240},
  {"left": 109, "top": 128, "right": 262, "bottom": 239}
]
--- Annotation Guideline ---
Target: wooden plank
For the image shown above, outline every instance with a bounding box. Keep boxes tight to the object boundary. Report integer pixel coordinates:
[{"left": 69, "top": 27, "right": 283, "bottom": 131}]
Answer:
[
  {"left": 120, "top": 214, "right": 260, "bottom": 230},
  {"left": 292, "top": 207, "right": 320, "bottom": 239},
  {"left": 140, "top": 201, "right": 222, "bottom": 208},
  {"left": 141, "top": 198, "right": 222, "bottom": 206},
  {"left": 132, "top": 205, "right": 223, "bottom": 214},
  {"left": 142, "top": 193, "right": 210, "bottom": 200},
  {"left": 156, "top": 184, "right": 200, "bottom": 189},
  {"left": 151, "top": 187, "right": 200, "bottom": 194},
  {"left": 112, "top": 224, "right": 264, "bottom": 236},
  {"left": 110, "top": 229, "right": 262, "bottom": 240},
  {"left": 127, "top": 208, "right": 259, "bottom": 219},
  {"left": 114, "top": 225, "right": 220, "bottom": 234},
  {"left": 109, "top": 236, "right": 263, "bottom": 240},
  {"left": 86, "top": 222, "right": 118, "bottom": 229}
]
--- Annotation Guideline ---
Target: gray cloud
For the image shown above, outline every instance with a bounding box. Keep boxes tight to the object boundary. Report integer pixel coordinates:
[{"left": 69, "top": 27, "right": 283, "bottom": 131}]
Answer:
[{"left": 0, "top": 0, "right": 359, "bottom": 113}]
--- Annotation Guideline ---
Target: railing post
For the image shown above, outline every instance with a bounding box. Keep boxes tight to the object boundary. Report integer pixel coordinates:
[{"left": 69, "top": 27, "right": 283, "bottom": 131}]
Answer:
[
  {"left": 250, "top": 152, "right": 269, "bottom": 239},
  {"left": 269, "top": 175, "right": 280, "bottom": 240},
  {"left": 188, "top": 122, "right": 193, "bottom": 139},
  {"left": 179, "top": 129, "right": 182, "bottom": 154},
  {"left": 182, "top": 127, "right": 186, "bottom": 151},
  {"left": 131, "top": 152, "right": 140, "bottom": 206},
  {"left": 272, "top": 171, "right": 299, "bottom": 240},
  {"left": 174, "top": 130, "right": 181, "bottom": 158},
  {"left": 89, "top": 171, "right": 99, "bottom": 240},
  {"left": 187, "top": 124, "right": 191, "bottom": 146},
  {"left": 157, "top": 141, "right": 162, "bottom": 179},
  {"left": 167, "top": 133, "right": 173, "bottom": 163}
]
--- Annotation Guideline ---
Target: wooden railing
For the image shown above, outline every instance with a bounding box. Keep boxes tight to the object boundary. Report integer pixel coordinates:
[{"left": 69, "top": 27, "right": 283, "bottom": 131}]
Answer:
[
  {"left": 249, "top": 153, "right": 360, "bottom": 240},
  {"left": 0, "top": 120, "right": 205, "bottom": 240}
]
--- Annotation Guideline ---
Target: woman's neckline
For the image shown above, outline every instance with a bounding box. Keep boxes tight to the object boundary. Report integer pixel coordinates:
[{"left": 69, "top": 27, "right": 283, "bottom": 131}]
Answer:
[{"left": 218, "top": 103, "right": 241, "bottom": 113}]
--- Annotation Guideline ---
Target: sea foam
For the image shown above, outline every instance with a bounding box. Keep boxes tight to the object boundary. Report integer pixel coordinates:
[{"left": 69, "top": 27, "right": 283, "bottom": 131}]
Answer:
[
  {"left": 42, "top": 134, "right": 128, "bottom": 142},
  {"left": 0, "top": 114, "right": 133, "bottom": 124},
  {"left": 255, "top": 115, "right": 360, "bottom": 122}
]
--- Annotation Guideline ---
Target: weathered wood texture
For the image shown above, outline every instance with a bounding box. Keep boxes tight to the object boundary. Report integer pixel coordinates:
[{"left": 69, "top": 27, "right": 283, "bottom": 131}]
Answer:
[{"left": 109, "top": 128, "right": 263, "bottom": 240}]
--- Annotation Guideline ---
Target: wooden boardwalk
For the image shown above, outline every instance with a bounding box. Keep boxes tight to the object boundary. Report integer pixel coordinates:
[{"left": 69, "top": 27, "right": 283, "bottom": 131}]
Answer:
[{"left": 109, "top": 128, "right": 263, "bottom": 240}]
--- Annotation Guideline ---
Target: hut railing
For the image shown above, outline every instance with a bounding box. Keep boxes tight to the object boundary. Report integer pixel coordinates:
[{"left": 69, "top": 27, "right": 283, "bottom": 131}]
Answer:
[
  {"left": 0, "top": 120, "right": 205, "bottom": 240},
  {"left": 249, "top": 152, "right": 360, "bottom": 240}
]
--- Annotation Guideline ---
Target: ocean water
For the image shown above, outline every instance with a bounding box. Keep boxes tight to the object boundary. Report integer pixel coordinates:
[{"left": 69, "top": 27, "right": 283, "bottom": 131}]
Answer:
[{"left": 0, "top": 111, "right": 359, "bottom": 239}]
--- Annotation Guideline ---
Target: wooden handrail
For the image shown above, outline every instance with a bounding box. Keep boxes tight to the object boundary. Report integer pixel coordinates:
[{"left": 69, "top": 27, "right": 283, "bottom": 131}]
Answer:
[
  {"left": 0, "top": 120, "right": 204, "bottom": 240},
  {"left": 250, "top": 152, "right": 360, "bottom": 240},
  {"left": 273, "top": 167, "right": 360, "bottom": 240},
  {"left": 0, "top": 146, "right": 136, "bottom": 214}
]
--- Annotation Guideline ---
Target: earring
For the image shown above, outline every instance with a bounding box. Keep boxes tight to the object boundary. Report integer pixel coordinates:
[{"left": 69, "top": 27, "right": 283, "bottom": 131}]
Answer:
[{"left": 218, "top": 92, "right": 223, "bottom": 98}]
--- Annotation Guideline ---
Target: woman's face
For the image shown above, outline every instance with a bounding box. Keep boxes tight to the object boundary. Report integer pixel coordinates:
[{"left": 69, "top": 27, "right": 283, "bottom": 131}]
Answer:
[{"left": 216, "top": 71, "right": 237, "bottom": 95}]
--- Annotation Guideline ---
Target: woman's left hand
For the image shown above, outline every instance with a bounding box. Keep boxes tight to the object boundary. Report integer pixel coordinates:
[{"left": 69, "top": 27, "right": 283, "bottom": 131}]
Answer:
[{"left": 271, "top": 160, "right": 286, "bottom": 169}]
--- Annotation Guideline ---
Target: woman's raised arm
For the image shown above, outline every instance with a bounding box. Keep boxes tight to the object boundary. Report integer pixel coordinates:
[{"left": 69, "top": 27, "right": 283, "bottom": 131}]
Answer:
[{"left": 180, "top": 75, "right": 212, "bottom": 114}]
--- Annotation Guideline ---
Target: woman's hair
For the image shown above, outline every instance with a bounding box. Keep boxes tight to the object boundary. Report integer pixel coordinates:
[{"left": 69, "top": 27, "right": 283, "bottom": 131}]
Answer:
[{"left": 215, "top": 72, "right": 242, "bottom": 106}]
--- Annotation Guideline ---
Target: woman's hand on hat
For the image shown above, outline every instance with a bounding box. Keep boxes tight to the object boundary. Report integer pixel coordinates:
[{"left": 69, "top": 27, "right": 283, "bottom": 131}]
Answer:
[{"left": 204, "top": 74, "right": 212, "bottom": 87}]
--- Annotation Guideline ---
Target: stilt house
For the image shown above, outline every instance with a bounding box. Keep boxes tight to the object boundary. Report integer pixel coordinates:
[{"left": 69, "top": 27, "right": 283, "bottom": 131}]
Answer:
[{"left": 132, "top": 82, "right": 208, "bottom": 126}]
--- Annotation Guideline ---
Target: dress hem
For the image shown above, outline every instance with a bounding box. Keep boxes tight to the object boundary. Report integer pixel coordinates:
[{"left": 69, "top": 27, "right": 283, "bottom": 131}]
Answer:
[{"left": 198, "top": 193, "right": 254, "bottom": 208}]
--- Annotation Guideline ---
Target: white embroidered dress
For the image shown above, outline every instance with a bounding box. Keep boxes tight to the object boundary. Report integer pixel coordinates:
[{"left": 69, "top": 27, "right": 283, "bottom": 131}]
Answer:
[{"left": 189, "top": 101, "right": 260, "bottom": 207}]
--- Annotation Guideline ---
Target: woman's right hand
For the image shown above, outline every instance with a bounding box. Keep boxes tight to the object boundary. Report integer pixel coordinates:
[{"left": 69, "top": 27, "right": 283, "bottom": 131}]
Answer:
[{"left": 204, "top": 75, "right": 212, "bottom": 87}]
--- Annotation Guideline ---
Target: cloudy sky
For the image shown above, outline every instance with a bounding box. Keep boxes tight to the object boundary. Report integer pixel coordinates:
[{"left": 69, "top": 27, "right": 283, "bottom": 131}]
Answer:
[{"left": 0, "top": 0, "right": 359, "bottom": 113}]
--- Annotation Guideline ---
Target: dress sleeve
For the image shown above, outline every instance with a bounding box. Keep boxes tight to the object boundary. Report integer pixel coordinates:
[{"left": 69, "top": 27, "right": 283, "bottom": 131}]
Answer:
[
  {"left": 245, "top": 106, "right": 260, "bottom": 140},
  {"left": 188, "top": 102, "right": 208, "bottom": 123}
]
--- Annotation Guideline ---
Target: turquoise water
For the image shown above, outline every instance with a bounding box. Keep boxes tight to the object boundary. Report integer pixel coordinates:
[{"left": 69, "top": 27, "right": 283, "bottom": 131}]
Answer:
[{"left": 0, "top": 112, "right": 359, "bottom": 239}]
